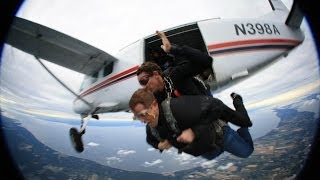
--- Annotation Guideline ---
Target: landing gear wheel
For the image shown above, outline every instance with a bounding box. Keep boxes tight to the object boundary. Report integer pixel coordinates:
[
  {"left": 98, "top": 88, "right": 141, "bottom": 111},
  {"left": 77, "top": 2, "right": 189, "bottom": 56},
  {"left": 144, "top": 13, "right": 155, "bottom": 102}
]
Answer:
[
  {"left": 92, "top": 114, "right": 99, "bottom": 120},
  {"left": 69, "top": 127, "right": 84, "bottom": 153}
]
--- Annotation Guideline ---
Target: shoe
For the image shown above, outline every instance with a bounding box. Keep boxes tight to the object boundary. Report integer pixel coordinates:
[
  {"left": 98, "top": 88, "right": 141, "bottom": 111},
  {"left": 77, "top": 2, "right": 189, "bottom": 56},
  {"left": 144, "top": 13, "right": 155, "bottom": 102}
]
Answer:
[
  {"left": 231, "top": 92, "right": 252, "bottom": 127},
  {"left": 231, "top": 92, "right": 243, "bottom": 101}
]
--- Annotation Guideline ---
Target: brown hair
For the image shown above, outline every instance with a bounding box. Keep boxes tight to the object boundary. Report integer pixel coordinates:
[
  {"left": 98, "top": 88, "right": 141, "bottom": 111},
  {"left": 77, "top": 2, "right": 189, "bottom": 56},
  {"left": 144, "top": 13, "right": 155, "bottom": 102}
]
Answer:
[
  {"left": 136, "top": 61, "right": 163, "bottom": 76},
  {"left": 129, "top": 88, "right": 156, "bottom": 111}
]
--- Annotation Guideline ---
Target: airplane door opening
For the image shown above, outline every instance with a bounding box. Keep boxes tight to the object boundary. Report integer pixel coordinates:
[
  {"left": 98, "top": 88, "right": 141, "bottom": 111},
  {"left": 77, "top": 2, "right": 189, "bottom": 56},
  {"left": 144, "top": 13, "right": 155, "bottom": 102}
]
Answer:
[
  {"left": 145, "top": 23, "right": 208, "bottom": 68},
  {"left": 143, "top": 23, "right": 216, "bottom": 85}
]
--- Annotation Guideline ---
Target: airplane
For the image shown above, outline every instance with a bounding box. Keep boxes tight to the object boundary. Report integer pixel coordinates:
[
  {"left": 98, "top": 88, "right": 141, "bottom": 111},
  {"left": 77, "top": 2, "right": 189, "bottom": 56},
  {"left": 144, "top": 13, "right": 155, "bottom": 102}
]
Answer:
[{"left": 4, "top": 0, "right": 304, "bottom": 152}]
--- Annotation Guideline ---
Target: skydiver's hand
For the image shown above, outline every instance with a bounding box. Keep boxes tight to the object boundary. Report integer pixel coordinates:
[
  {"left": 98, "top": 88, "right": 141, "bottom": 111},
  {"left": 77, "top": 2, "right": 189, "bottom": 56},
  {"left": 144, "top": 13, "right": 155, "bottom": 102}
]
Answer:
[
  {"left": 156, "top": 30, "right": 172, "bottom": 53},
  {"left": 176, "top": 128, "right": 195, "bottom": 144},
  {"left": 158, "top": 139, "right": 172, "bottom": 150}
]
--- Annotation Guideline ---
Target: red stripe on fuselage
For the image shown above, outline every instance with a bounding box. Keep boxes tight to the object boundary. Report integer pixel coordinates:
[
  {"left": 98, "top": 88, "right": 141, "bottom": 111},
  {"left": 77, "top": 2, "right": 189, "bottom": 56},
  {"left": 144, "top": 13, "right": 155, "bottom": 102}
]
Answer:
[
  {"left": 79, "top": 65, "right": 139, "bottom": 98},
  {"left": 207, "top": 38, "right": 301, "bottom": 50},
  {"left": 210, "top": 47, "right": 290, "bottom": 57}
]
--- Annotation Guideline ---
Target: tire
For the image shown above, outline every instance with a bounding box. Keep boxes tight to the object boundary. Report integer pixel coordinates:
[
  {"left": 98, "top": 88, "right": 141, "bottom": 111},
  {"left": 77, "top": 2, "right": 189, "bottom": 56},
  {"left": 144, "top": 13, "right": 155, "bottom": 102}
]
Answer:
[{"left": 69, "top": 127, "right": 84, "bottom": 153}]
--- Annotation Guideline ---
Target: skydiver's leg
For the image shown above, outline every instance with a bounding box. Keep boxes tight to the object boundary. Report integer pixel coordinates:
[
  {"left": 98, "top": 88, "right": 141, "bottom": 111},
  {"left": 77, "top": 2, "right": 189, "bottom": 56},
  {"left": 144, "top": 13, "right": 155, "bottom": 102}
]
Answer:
[
  {"left": 218, "top": 93, "right": 252, "bottom": 127},
  {"left": 222, "top": 126, "right": 254, "bottom": 158},
  {"left": 231, "top": 93, "right": 251, "bottom": 126},
  {"left": 201, "top": 149, "right": 223, "bottom": 160},
  {"left": 205, "top": 94, "right": 254, "bottom": 158},
  {"left": 237, "top": 127, "right": 254, "bottom": 149}
]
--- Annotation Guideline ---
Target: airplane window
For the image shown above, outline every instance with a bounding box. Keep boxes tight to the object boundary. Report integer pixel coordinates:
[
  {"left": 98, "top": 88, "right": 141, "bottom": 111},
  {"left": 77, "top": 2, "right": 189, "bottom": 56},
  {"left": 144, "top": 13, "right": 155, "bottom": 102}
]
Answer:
[
  {"left": 103, "top": 62, "right": 114, "bottom": 77},
  {"left": 79, "top": 75, "right": 91, "bottom": 91},
  {"left": 91, "top": 71, "right": 98, "bottom": 84},
  {"left": 92, "top": 71, "right": 99, "bottom": 78},
  {"left": 79, "top": 73, "right": 98, "bottom": 92}
]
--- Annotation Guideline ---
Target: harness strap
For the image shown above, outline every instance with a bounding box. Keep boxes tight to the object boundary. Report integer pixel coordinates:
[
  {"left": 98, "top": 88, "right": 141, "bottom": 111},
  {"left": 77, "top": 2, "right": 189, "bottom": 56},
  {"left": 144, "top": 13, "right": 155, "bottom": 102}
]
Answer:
[
  {"left": 150, "top": 97, "right": 181, "bottom": 145},
  {"left": 193, "top": 76, "right": 207, "bottom": 90},
  {"left": 161, "top": 97, "right": 181, "bottom": 137},
  {"left": 150, "top": 127, "right": 163, "bottom": 142},
  {"left": 163, "top": 76, "right": 174, "bottom": 98},
  {"left": 211, "top": 119, "right": 226, "bottom": 147}
]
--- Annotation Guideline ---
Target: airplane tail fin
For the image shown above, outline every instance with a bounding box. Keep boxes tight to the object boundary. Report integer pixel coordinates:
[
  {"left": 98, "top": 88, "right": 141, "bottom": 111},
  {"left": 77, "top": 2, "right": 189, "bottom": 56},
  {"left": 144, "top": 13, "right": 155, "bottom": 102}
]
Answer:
[
  {"left": 268, "top": 0, "right": 288, "bottom": 12},
  {"left": 267, "top": 0, "right": 303, "bottom": 28},
  {"left": 285, "top": 0, "right": 303, "bottom": 28}
]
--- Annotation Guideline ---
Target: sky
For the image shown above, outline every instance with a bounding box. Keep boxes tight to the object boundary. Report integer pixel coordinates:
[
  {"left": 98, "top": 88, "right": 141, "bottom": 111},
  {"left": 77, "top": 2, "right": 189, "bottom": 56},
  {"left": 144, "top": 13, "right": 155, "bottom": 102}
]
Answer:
[{"left": 0, "top": 0, "right": 295, "bottom": 121}]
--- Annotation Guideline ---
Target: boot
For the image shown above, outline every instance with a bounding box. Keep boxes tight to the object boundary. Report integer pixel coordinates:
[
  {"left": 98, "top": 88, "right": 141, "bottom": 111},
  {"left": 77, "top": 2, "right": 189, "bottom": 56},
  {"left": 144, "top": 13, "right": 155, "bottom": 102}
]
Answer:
[{"left": 230, "top": 92, "right": 252, "bottom": 127}]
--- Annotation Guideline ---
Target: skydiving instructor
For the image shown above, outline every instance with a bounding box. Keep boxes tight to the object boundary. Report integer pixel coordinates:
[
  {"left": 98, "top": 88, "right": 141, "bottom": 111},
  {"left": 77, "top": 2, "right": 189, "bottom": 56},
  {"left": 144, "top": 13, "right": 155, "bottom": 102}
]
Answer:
[{"left": 129, "top": 88, "right": 254, "bottom": 159}]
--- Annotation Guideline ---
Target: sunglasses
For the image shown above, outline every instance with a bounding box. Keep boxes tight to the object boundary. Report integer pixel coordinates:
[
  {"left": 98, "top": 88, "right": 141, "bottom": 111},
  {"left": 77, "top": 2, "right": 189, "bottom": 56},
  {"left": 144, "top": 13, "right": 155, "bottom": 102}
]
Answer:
[
  {"left": 138, "top": 74, "right": 151, "bottom": 86},
  {"left": 133, "top": 109, "right": 149, "bottom": 120}
]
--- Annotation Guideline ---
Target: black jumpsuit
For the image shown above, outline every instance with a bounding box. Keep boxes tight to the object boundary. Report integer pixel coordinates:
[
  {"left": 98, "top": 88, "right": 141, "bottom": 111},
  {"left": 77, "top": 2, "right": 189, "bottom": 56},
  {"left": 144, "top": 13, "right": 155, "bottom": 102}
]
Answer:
[{"left": 146, "top": 95, "right": 252, "bottom": 156}]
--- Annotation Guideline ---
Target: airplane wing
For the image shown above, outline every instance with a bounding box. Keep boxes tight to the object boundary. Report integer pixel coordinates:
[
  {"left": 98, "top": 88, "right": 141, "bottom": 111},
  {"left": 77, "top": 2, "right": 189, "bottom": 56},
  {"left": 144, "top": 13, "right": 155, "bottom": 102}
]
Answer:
[{"left": 5, "top": 17, "right": 118, "bottom": 75}]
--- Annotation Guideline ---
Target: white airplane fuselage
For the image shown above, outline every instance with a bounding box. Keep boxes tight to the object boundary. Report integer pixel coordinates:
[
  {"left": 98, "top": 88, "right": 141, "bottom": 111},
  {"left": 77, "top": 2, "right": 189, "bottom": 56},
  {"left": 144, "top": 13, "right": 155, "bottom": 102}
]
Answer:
[{"left": 73, "top": 13, "right": 304, "bottom": 115}]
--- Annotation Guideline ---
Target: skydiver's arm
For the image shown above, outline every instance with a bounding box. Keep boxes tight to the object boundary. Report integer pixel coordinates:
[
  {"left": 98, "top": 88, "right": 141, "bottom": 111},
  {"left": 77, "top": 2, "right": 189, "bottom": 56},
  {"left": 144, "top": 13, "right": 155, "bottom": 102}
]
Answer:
[
  {"left": 176, "top": 124, "right": 215, "bottom": 158},
  {"left": 176, "top": 128, "right": 195, "bottom": 143},
  {"left": 188, "top": 99, "right": 218, "bottom": 143},
  {"left": 167, "top": 45, "right": 213, "bottom": 82},
  {"left": 170, "top": 45, "right": 213, "bottom": 69},
  {"left": 176, "top": 124, "right": 212, "bottom": 144},
  {"left": 156, "top": 31, "right": 172, "bottom": 53},
  {"left": 158, "top": 139, "right": 172, "bottom": 150},
  {"left": 190, "top": 123, "right": 212, "bottom": 142},
  {"left": 146, "top": 126, "right": 162, "bottom": 152},
  {"left": 156, "top": 31, "right": 212, "bottom": 73}
]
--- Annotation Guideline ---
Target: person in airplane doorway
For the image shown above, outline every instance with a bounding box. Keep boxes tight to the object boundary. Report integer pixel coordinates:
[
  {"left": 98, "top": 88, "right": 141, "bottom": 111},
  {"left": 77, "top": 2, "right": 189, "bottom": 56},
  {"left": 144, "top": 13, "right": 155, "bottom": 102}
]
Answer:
[
  {"left": 129, "top": 88, "right": 253, "bottom": 159},
  {"left": 137, "top": 30, "right": 213, "bottom": 104},
  {"left": 137, "top": 31, "right": 246, "bottom": 127}
]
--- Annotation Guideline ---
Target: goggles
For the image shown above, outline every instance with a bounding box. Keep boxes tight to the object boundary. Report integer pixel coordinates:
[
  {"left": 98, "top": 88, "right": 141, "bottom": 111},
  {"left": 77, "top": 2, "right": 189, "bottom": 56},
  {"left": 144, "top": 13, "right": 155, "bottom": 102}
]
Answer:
[
  {"left": 138, "top": 74, "right": 151, "bottom": 86},
  {"left": 133, "top": 109, "right": 149, "bottom": 120}
]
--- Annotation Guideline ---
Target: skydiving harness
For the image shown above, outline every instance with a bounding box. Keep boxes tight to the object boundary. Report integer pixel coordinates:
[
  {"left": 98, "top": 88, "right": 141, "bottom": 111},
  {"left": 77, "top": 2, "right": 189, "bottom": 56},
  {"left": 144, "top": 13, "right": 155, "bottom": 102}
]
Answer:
[
  {"left": 193, "top": 76, "right": 207, "bottom": 91},
  {"left": 163, "top": 76, "right": 176, "bottom": 98},
  {"left": 149, "top": 76, "right": 180, "bottom": 143},
  {"left": 161, "top": 97, "right": 182, "bottom": 138},
  {"left": 163, "top": 75, "right": 210, "bottom": 98},
  {"left": 151, "top": 76, "right": 225, "bottom": 154},
  {"left": 149, "top": 76, "right": 181, "bottom": 145},
  {"left": 149, "top": 96, "right": 226, "bottom": 154},
  {"left": 149, "top": 97, "right": 181, "bottom": 142}
]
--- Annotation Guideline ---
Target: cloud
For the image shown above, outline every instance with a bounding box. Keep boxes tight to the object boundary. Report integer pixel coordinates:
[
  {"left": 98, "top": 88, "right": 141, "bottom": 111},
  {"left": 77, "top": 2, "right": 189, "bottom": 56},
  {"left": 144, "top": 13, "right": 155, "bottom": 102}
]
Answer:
[
  {"left": 143, "top": 159, "right": 163, "bottom": 167},
  {"left": 217, "top": 162, "right": 234, "bottom": 170},
  {"left": 87, "top": 142, "right": 100, "bottom": 147},
  {"left": 290, "top": 94, "right": 320, "bottom": 117},
  {"left": 174, "top": 152, "right": 197, "bottom": 165},
  {"left": 200, "top": 160, "right": 217, "bottom": 168},
  {"left": 147, "top": 148, "right": 155, "bottom": 151},
  {"left": 98, "top": 112, "right": 135, "bottom": 121},
  {"left": 117, "top": 149, "right": 136, "bottom": 156},
  {"left": 21, "top": 109, "right": 79, "bottom": 120},
  {"left": 105, "top": 156, "right": 122, "bottom": 164},
  {"left": 0, "top": 47, "right": 79, "bottom": 115},
  {"left": 246, "top": 81, "right": 320, "bottom": 109},
  {"left": 18, "top": 143, "right": 33, "bottom": 152}
]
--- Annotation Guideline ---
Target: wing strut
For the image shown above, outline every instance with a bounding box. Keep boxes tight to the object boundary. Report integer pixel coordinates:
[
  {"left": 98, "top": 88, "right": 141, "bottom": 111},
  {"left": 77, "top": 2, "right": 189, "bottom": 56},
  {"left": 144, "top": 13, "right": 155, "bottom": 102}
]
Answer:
[{"left": 34, "top": 56, "right": 93, "bottom": 109}]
